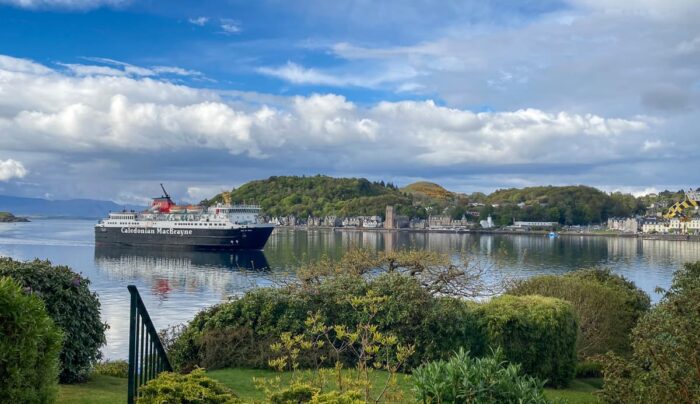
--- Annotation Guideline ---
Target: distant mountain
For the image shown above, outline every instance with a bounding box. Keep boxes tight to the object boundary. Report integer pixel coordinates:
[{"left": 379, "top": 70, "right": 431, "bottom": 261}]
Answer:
[{"left": 0, "top": 195, "right": 143, "bottom": 219}]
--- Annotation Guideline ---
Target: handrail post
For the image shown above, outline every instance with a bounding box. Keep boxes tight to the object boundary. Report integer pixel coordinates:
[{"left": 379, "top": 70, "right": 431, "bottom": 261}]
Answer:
[
  {"left": 127, "top": 285, "right": 172, "bottom": 404},
  {"left": 127, "top": 285, "right": 137, "bottom": 404}
]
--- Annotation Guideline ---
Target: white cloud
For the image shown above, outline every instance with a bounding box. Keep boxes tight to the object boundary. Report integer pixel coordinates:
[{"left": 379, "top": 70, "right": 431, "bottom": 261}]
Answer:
[
  {"left": 188, "top": 16, "right": 209, "bottom": 26},
  {"left": 258, "top": 61, "right": 418, "bottom": 88},
  {"left": 186, "top": 185, "right": 233, "bottom": 203},
  {"left": 0, "top": 159, "right": 27, "bottom": 181},
  {"left": 0, "top": 55, "right": 652, "bottom": 171},
  {"left": 56, "top": 58, "right": 203, "bottom": 78},
  {"left": 151, "top": 66, "right": 202, "bottom": 77},
  {"left": 220, "top": 19, "right": 241, "bottom": 34},
  {"left": 0, "top": 0, "right": 128, "bottom": 9},
  {"left": 59, "top": 63, "right": 126, "bottom": 76}
]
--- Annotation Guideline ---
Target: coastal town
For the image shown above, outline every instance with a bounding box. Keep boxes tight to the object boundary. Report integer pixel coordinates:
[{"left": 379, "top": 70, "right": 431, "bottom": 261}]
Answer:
[{"left": 268, "top": 202, "right": 700, "bottom": 236}]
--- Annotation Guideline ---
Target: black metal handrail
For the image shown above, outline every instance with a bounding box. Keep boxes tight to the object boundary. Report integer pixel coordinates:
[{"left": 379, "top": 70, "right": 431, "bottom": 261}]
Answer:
[{"left": 127, "top": 285, "right": 172, "bottom": 404}]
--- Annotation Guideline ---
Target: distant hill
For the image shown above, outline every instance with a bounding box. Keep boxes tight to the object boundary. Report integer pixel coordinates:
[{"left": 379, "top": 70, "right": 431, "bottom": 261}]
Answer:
[
  {"left": 205, "top": 175, "right": 422, "bottom": 218},
  {"left": 0, "top": 212, "right": 29, "bottom": 222},
  {"left": 0, "top": 195, "right": 143, "bottom": 219},
  {"left": 401, "top": 182, "right": 454, "bottom": 201},
  {"left": 481, "top": 185, "right": 645, "bottom": 225},
  {"left": 204, "top": 176, "right": 658, "bottom": 225}
]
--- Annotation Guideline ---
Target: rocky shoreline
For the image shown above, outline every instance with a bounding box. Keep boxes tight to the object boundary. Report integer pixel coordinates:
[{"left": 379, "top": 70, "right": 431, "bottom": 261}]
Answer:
[{"left": 0, "top": 212, "right": 30, "bottom": 222}]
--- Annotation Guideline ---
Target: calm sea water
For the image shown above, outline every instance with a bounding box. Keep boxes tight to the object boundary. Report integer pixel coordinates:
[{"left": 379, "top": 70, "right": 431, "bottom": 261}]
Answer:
[{"left": 1, "top": 219, "right": 698, "bottom": 359}]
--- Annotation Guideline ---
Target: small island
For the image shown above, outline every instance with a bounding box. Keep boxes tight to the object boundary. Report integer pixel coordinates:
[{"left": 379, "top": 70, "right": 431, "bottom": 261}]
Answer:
[{"left": 0, "top": 212, "right": 30, "bottom": 222}]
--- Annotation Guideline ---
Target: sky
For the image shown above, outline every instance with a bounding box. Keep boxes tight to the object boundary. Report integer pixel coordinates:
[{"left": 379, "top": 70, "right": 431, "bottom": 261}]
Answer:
[{"left": 0, "top": 0, "right": 698, "bottom": 204}]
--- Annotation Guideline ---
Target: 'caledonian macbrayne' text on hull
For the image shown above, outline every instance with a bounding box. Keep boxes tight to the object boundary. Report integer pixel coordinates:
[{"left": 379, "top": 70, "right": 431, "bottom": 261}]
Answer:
[{"left": 94, "top": 185, "right": 274, "bottom": 250}]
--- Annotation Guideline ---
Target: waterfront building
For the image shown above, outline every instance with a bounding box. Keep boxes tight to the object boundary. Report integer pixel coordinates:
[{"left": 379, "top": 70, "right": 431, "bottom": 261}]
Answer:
[
  {"left": 362, "top": 216, "right": 383, "bottom": 228},
  {"left": 385, "top": 205, "right": 395, "bottom": 229},
  {"left": 428, "top": 215, "right": 452, "bottom": 228},
  {"left": 641, "top": 217, "right": 700, "bottom": 234},
  {"left": 513, "top": 221, "right": 558, "bottom": 229},
  {"left": 607, "top": 217, "right": 640, "bottom": 233},
  {"left": 342, "top": 217, "right": 361, "bottom": 227},
  {"left": 480, "top": 215, "right": 494, "bottom": 229},
  {"left": 409, "top": 219, "right": 427, "bottom": 229}
]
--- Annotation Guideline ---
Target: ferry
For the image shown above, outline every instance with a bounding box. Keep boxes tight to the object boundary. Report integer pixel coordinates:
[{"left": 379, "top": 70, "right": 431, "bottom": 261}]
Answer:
[{"left": 94, "top": 185, "right": 274, "bottom": 250}]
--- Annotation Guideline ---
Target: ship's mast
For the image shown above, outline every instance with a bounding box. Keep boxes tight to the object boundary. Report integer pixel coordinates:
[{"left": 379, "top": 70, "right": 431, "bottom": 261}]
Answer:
[{"left": 160, "top": 183, "right": 171, "bottom": 200}]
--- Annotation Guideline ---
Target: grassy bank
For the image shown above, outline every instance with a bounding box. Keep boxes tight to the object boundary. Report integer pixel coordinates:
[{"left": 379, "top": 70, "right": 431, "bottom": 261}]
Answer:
[{"left": 57, "top": 369, "right": 601, "bottom": 403}]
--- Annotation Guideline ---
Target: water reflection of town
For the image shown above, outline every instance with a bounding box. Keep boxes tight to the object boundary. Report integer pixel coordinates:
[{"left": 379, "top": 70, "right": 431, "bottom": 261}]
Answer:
[
  {"left": 94, "top": 246, "right": 274, "bottom": 299},
  {"left": 93, "top": 229, "right": 699, "bottom": 302},
  {"left": 266, "top": 228, "right": 698, "bottom": 288}
]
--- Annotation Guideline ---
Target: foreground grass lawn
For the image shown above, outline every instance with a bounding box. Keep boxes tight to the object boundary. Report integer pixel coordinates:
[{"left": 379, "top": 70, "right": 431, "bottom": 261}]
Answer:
[
  {"left": 545, "top": 378, "right": 602, "bottom": 404},
  {"left": 57, "top": 369, "right": 601, "bottom": 403},
  {"left": 57, "top": 375, "right": 125, "bottom": 404}
]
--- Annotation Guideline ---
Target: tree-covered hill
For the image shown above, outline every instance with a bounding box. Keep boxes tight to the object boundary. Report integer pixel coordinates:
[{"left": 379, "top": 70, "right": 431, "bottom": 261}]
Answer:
[
  {"left": 401, "top": 182, "right": 455, "bottom": 201},
  {"left": 481, "top": 185, "right": 645, "bottom": 226},
  {"left": 204, "top": 177, "right": 665, "bottom": 225},
  {"left": 204, "top": 175, "right": 423, "bottom": 218}
]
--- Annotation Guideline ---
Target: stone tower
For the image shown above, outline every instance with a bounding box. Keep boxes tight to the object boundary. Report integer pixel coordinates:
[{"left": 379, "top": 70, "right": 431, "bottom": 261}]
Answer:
[{"left": 385, "top": 205, "right": 395, "bottom": 229}]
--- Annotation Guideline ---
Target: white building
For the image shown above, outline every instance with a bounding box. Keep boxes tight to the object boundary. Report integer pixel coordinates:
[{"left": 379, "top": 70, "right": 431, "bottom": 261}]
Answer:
[
  {"left": 480, "top": 215, "right": 494, "bottom": 229},
  {"left": 362, "top": 216, "right": 383, "bottom": 228},
  {"left": 642, "top": 218, "right": 700, "bottom": 234},
  {"left": 513, "top": 221, "right": 558, "bottom": 228},
  {"left": 607, "top": 217, "right": 639, "bottom": 233}
]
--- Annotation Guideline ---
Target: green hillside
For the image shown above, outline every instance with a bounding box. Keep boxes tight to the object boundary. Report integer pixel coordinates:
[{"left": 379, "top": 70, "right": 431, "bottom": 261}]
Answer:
[
  {"left": 481, "top": 185, "right": 645, "bottom": 225},
  {"left": 0, "top": 212, "right": 29, "bottom": 222},
  {"left": 205, "top": 175, "right": 423, "bottom": 218},
  {"left": 205, "top": 177, "right": 659, "bottom": 225},
  {"left": 401, "top": 181, "right": 454, "bottom": 201}
]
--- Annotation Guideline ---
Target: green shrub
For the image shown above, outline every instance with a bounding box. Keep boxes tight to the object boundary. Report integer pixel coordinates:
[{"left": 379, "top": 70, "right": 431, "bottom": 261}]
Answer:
[
  {"left": 138, "top": 368, "right": 241, "bottom": 403},
  {"left": 0, "top": 277, "right": 63, "bottom": 403},
  {"left": 478, "top": 295, "right": 578, "bottom": 387},
  {"left": 507, "top": 269, "right": 649, "bottom": 357},
  {"left": 567, "top": 268, "right": 650, "bottom": 315},
  {"left": 599, "top": 261, "right": 700, "bottom": 403},
  {"left": 267, "top": 382, "right": 363, "bottom": 404},
  {"left": 268, "top": 382, "right": 317, "bottom": 403},
  {"left": 418, "top": 298, "right": 486, "bottom": 365},
  {"left": 574, "top": 360, "right": 602, "bottom": 378},
  {"left": 171, "top": 273, "right": 485, "bottom": 371},
  {"left": 0, "top": 258, "right": 108, "bottom": 383},
  {"left": 93, "top": 360, "right": 128, "bottom": 378},
  {"left": 166, "top": 305, "right": 223, "bottom": 372},
  {"left": 412, "top": 348, "right": 551, "bottom": 403}
]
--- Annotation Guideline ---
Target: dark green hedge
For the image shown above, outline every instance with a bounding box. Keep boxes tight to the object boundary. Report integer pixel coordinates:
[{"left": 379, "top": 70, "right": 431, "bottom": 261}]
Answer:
[
  {"left": 477, "top": 295, "right": 578, "bottom": 387},
  {"left": 508, "top": 268, "right": 649, "bottom": 357},
  {"left": 0, "top": 258, "right": 108, "bottom": 383},
  {"left": 0, "top": 277, "right": 63, "bottom": 403},
  {"left": 169, "top": 273, "right": 486, "bottom": 371}
]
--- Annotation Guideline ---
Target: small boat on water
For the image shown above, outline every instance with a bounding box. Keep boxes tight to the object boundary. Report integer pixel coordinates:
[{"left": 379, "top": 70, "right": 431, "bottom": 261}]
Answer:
[{"left": 548, "top": 231, "right": 559, "bottom": 238}]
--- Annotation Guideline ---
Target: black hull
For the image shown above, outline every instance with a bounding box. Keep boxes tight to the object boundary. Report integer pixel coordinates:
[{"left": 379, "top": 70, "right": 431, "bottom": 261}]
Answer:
[{"left": 95, "top": 225, "right": 273, "bottom": 251}]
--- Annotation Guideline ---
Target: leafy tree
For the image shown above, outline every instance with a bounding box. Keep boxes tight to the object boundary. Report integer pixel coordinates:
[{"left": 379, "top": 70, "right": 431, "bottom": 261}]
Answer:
[{"left": 599, "top": 261, "right": 700, "bottom": 403}]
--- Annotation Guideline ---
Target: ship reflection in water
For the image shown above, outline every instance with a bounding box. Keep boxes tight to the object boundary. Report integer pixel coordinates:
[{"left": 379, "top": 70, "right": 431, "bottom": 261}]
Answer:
[{"left": 94, "top": 245, "right": 272, "bottom": 299}]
